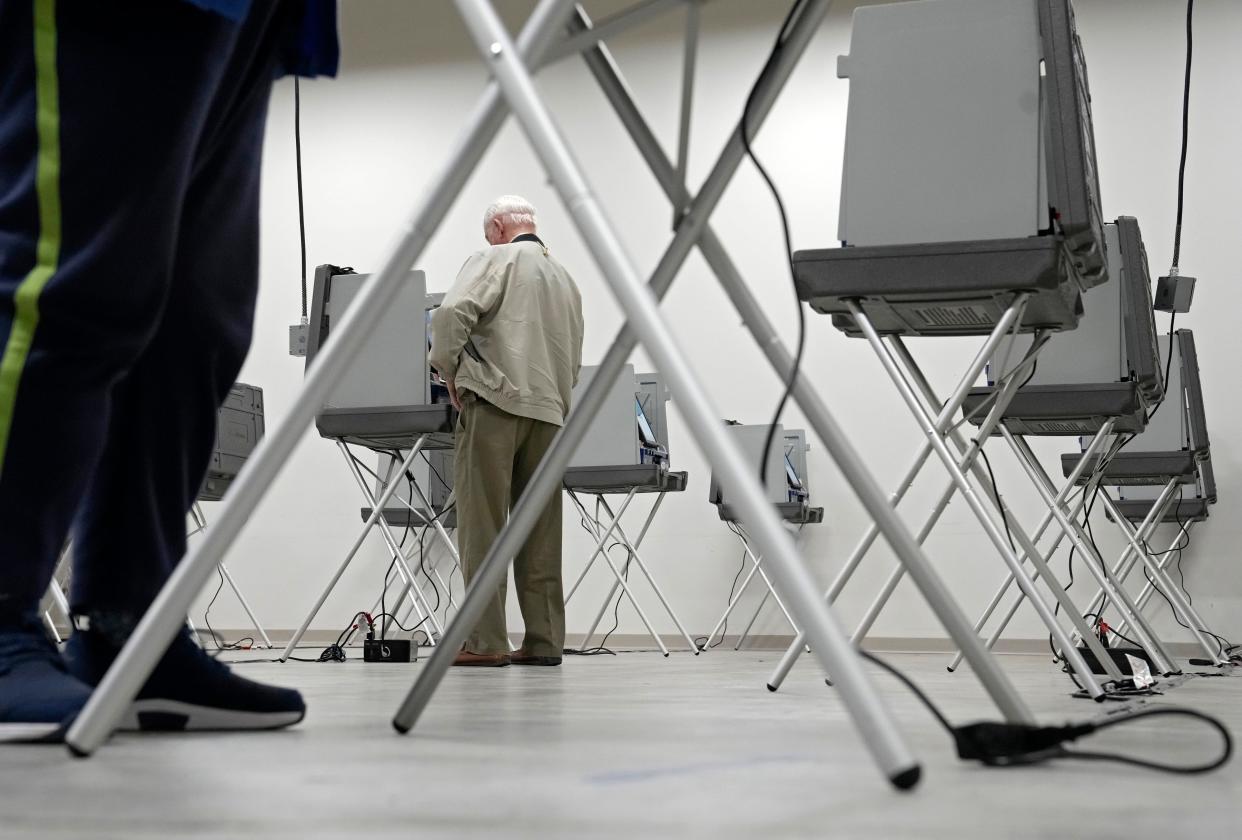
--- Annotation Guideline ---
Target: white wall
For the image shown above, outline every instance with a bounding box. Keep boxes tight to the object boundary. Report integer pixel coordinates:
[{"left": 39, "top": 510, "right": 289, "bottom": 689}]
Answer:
[{"left": 194, "top": 0, "right": 1242, "bottom": 648}]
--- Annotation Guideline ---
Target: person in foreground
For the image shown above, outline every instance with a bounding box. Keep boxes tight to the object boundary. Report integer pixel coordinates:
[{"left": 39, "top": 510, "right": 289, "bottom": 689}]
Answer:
[
  {"left": 0, "top": 0, "right": 337, "bottom": 742},
  {"left": 430, "top": 196, "right": 584, "bottom": 667}
]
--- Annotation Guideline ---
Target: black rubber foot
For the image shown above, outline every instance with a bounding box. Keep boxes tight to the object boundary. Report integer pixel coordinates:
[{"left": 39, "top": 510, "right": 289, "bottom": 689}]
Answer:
[
  {"left": 66, "top": 742, "right": 91, "bottom": 759},
  {"left": 766, "top": 683, "right": 777, "bottom": 692},
  {"left": 824, "top": 678, "right": 834, "bottom": 688},
  {"left": 1092, "top": 693, "right": 1107, "bottom": 703},
  {"left": 663, "top": 652, "right": 670, "bottom": 658},
  {"left": 890, "top": 764, "right": 922, "bottom": 791},
  {"left": 694, "top": 650, "right": 701, "bottom": 656},
  {"left": 392, "top": 719, "right": 410, "bottom": 735},
  {"left": 945, "top": 666, "right": 956, "bottom": 673}
]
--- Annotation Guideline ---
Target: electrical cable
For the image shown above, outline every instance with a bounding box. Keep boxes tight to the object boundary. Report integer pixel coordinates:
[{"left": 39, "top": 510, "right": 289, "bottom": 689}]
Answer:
[
  {"left": 975, "top": 445, "right": 1016, "bottom": 553},
  {"left": 1171, "top": 0, "right": 1194, "bottom": 270},
  {"left": 294, "top": 77, "right": 308, "bottom": 321},
  {"left": 740, "top": 0, "right": 810, "bottom": 488},
  {"left": 1148, "top": 0, "right": 1193, "bottom": 421},
  {"left": 693, "top": 524, "right": 752, "bottom": 651},
  {"left": 201, "top": 568, "right": 254, "bottom": 652},
  {"left": 861, "top": 650, "right": 1231, "bottom": 774}
]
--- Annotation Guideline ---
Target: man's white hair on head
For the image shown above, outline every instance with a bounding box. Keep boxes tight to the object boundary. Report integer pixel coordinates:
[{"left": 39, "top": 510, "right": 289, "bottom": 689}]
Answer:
[{"left": 483, "top": 194, "right": 537, "bottom": 233}]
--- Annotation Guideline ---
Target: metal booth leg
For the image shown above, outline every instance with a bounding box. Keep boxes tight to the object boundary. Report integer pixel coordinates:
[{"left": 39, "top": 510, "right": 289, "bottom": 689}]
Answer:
[
  {"left": 845, "top": 301, "right": 1109, "bottom": 696},
  {"left": 278, "top": 442, "right": 429, "bottom": 661},
  {"left": 396, "top": 0, "right": 923, "bottom": 789}
]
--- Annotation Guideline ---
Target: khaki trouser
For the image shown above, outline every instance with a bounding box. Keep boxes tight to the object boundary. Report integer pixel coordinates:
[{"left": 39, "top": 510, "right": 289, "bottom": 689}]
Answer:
[{"left": 455, "top": 393, "right": 564, "bottom": 656}]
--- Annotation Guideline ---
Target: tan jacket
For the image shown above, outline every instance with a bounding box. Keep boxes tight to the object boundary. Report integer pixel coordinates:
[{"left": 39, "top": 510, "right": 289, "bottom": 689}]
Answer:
[{"left": 429, "top": 239, "right": 584, "bottom": 426}]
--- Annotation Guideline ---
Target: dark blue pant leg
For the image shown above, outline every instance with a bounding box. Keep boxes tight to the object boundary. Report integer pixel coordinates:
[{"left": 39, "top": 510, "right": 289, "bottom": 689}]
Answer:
[
  {"left": 70, "top": 7, "right": 286, "bottom": 612},
  {"left": 0, "top": 0, "right": 278, "bottom": 624}
]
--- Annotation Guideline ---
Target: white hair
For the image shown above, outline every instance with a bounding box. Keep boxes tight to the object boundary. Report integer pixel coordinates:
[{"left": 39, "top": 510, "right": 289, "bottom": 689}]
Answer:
[{"left": 483, "top": 195, "right": 537, "bottom": 233}]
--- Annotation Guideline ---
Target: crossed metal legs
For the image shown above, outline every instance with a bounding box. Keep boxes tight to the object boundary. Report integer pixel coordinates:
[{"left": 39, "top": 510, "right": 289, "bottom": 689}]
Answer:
[
  {"left": 705, "top": 523, "right": 801, "bottom": 650},
  {"left": 278, "top": 442, "right": 434, "bottom": 660},
  {"left": 945, "top": 425, "right": 1113, "bottom": 672},
  {"left": 565, "top": 489, "right": 697, "bottom": 654},
  {"left": 188, "top": 504, "right": 274, "bottom": 649},
  {"left": 1096, "top": 491, "right": 1221, "bottom": 662}
]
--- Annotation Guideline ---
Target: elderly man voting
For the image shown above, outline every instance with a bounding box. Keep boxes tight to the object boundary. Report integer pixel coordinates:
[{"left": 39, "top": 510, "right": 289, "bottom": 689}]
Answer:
[{"left": 429, "top": 196, "right": 584, "bottom": 667}]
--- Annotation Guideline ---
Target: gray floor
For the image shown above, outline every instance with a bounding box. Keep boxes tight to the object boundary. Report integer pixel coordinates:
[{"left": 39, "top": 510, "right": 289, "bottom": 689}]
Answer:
[{"left": 3, "top": 649, "right": 1239, "bottom": 839}]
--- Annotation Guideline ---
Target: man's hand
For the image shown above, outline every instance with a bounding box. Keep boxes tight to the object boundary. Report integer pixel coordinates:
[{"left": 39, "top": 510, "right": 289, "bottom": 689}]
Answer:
[{"left": 446, "top": 378, "right": 462, "bottom": 412}]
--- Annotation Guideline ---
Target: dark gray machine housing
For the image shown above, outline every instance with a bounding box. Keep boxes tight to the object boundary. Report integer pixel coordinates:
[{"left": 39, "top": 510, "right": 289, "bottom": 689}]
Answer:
[
  {"left": 960, "top": 216, "right": 1162, "bottom": 435},
  {"left": 1062, "top": 330, "right": 1209, "bottom": 485},
  {"left": 794, "top": 0, "right": 1106, "bottom": 337},
  {"left": 200, "top": 382, "right": 264, "bottom": 502}
]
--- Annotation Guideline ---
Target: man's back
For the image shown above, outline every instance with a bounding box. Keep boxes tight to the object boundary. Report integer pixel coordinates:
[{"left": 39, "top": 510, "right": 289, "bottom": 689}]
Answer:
[{"left": 430, "top": 238, "right": 584, "bottom": 427}]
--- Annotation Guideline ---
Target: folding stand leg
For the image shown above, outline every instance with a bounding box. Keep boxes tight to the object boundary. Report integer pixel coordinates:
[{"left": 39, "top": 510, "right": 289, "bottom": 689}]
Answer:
[
  {"left": 580, "top": 521, "right": 670, "bottom": 656},
  {"left": 843, "top": 337, "right": 1125, "bottom": 686},
  {"left": 765, "top": 297, "right": 1036, "bottom": 689},
  {"left": 340, "top": 443, "right": 445, "bottom": 639},
  {"left": 775, "top": 309, "right": 1118, "bottom": 690},
  {"left": 1097, "top": 492, "right": 1224, "bottom": 664},
  {"left": 45, "top": 579, "right": 71, "bottom": 627},
  {"left": 735, "top": 553, "right": 800, "bottom": 650},
  {"left": 704, "top": 527, "right": 798, "bottom": 650},
  {"left": 578, "top": 491, "right": 666, "bottom": 646},
  {"left": 565, "top": 488, "right": 639, "bottom": 604},
  {"left": 1080, "top": 480, "right": 1178, "bottom": 621},
  {"left": 42, "top": 611, "right": 62, "bottom": 644},
  {"left": 278, "top": 442, "right": 428, "bottom": 660},
  {"left": 65, "top": 0, "right": 587, "bottom": 757},
  {"left": 190, "top": 504, "right": 274, "bottom": 649},
  {"left": 881, "top": 344, "right": 1125, "bottom": 681},
  {"left": 596, "top": 494, "right": 698, "bottom": 651},
  {"left": 732, "top": 537, "right": 800, "bottom": 650},
  {"left": 572, "top": 5, "right": 1032, "bottom": 724},
  {"left": 945, "top": 426, "right": 1113, "bottom": 671},
  {"left": 845, "top": 301, "right": 1111, "bottom": 693},
  {"left": 399, "top": 0, "right": 924, "bottom": 788},
  {"left": 1002, "top": 431, "right": 1180, "bottom": 675},
  {"left": 702, "top": 533, "right": 767, "bottom": 647}
]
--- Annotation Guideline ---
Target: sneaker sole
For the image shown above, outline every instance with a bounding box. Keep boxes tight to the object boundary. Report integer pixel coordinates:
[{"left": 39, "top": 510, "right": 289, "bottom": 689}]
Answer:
[
  {"left": 0, "top": 722, "right": 67, "bottom": 744},
  {"left": 119, "top": 700, "right": 305, "bottom": 732}
]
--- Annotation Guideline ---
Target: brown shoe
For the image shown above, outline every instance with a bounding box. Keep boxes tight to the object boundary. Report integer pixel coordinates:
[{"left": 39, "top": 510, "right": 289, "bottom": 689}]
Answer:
[
  {"left": 452, "top": 650, "right": 511, "bottom": 667},
  {"left": 511, "top": 648, "right": 562, "bottom": 666}
]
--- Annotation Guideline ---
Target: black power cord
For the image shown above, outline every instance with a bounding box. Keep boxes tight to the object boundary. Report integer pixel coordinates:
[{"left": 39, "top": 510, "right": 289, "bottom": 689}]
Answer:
[
  {"left": 975, "top": 446, "right": 1016, "bottom": 553},
  {"left": 740, "top": 0, "right": 810, "bottom": 488},
  {"left": 201, "top": 568, "right": 255, "bottom": 653},
  {"left": 693, "top": 524, "right": 752, "bottom": 651},
  {"left": 563, "top": 494, "right": 624, "bottom": 657},
  {"left": 1148, "top": 0, "right": 1194, "bottom": 423},
  {"left": 1171, "top": 0, "right": 1194, "bottom": 271},
  {"left": 861, "top": 650, "right": 1232, "bottom": 774},
  {"left": 294, "top": 77, "right": 309, "bottom": 321}
]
